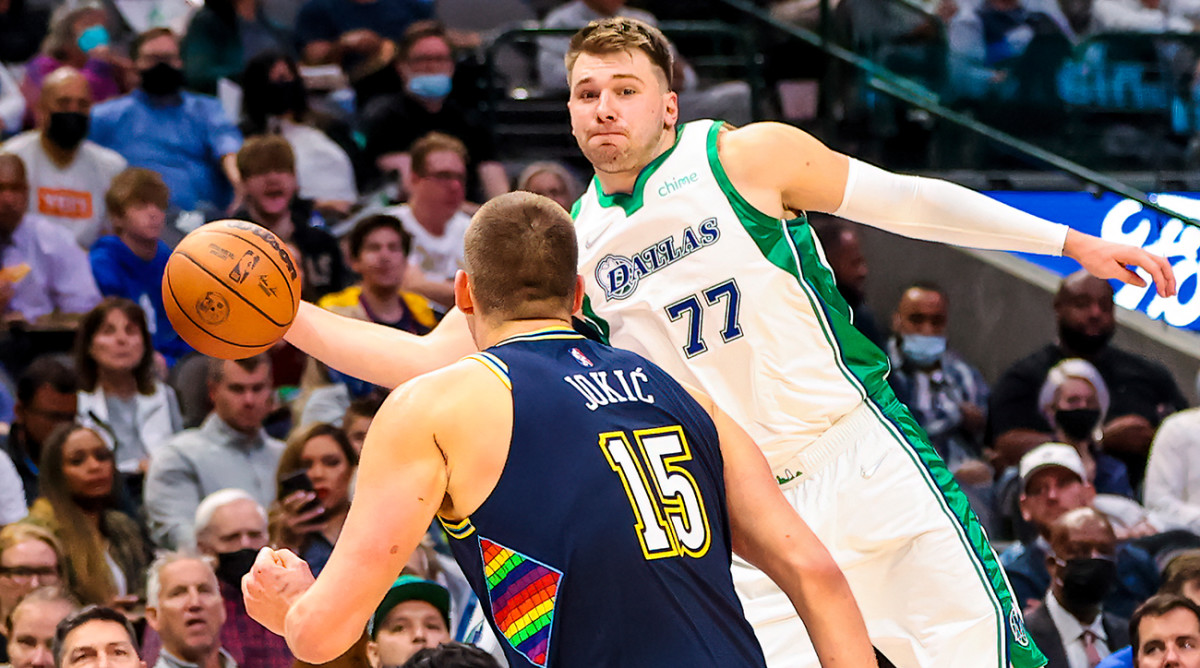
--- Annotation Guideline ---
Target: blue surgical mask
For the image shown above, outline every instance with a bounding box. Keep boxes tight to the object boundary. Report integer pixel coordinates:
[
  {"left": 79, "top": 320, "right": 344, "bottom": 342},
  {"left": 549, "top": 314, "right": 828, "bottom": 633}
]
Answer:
[
  {"left": 900, "top": 334, "right": 946, "bottom": 368},
  {"left": 406, "top": 74, "right": 452, "bottom": 100},
  {"left": 77, "top": 24, "right": 110, "bottom": 53}
]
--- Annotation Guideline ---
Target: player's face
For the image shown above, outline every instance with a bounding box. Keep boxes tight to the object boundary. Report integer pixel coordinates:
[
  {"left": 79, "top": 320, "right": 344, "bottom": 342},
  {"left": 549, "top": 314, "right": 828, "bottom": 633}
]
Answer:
[
  {"left": 353, "top": 227, "right": 407, "bottom": 292},
  {"left": 209, "top": 362, "right": 273, "bottom": 435},
  {"left": 58, "top": 619, "right": 142, "bottom": 668},
  {"left": 61, "top": 428, "right": 115, "bottom": 500},
  {"left": 198, "top": 499, "right": 268, "bottom": 555},
  {"left": 371, "top": 601, "right": 450, "bottom": 666},
  {"left": 893, "top": 288, "right": 948, "bottom": 337},
  {"left": 7, "top": 599, "right": 75, "bottom": 668},
  {"left": 89, "top": 308, "right": 145, "bottom": 374},
  {"left": 117, "top": 202, "right": 166, "bottom": 243},
  {"left": 148, "top": 559, "right": 225, "bottom": 660},
  {"left": 1138, "top": 608, "right": 1200, "bottom": 668},
  {"left": 0, "top": 541, "right": 61, "bottom": 621},
  {"left": 1020, "top": 467, "right": 1093, "bottom": 530},
  {"left": 300, "top": 434, "right": 353, "bottom": 511},
  {"left": 568, "top": 49, "right": 677, "bottom": 177},
  {"left": 244, "top": 170, "right": 297, "bottom": 219}
]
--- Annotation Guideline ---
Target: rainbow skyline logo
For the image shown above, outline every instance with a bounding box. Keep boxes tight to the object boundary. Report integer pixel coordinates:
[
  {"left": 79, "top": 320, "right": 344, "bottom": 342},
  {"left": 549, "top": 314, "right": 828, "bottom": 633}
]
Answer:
[{"left": 480, "top": 537, "right": 562, "bottom": 666}]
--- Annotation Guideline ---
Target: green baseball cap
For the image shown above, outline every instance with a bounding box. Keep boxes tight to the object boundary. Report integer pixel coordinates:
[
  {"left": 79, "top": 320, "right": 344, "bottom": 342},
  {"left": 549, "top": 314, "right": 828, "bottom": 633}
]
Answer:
[{"left": 367, "top": 575, "right": 451, "bottom": 639}]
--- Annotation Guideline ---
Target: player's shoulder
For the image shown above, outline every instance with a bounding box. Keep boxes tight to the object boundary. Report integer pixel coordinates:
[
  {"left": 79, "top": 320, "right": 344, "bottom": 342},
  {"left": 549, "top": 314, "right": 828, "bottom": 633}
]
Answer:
[
  {"left": 385, "top": 354, "right": 512, "bottom": 419},
  {"left": 718, "top": 121, "right": 822, "bottom": 159}
]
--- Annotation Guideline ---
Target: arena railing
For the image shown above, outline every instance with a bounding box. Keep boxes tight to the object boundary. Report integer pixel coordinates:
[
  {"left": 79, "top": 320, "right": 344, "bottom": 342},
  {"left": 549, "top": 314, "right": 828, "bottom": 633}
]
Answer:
[{"left": 713, "top": 0, "right": 1200, "bottom": 227}]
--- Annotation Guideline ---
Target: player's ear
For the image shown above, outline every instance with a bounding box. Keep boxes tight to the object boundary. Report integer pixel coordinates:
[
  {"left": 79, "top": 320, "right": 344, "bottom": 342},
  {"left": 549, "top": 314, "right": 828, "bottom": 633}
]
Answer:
[
  {"left": 663, "top": 90, "right": 679, "bottom": 130},
  {"left": 454, "top": 270, "right": 474, "bottom": 315},
  {"left": 571, "top": 274, "right": 585, "bottom": 315}
]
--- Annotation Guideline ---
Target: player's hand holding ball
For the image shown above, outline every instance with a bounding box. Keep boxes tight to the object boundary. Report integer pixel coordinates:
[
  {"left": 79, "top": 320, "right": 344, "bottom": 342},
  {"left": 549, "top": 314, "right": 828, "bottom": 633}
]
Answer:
[{"left": 162, "top": 220, "right": 301, "bottom": 359}]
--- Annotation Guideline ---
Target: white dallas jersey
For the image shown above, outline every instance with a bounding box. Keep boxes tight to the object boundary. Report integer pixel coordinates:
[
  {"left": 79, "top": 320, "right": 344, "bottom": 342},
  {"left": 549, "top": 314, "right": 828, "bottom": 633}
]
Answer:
[{"left": 575, "top": 120, "right": 893, "bottom": 475}]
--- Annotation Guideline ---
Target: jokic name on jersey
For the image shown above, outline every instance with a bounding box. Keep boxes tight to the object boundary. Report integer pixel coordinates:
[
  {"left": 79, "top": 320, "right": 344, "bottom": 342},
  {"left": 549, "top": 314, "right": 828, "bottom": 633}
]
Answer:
[{"left": 595, "top": 218, "right": 720, "bottom": 301}]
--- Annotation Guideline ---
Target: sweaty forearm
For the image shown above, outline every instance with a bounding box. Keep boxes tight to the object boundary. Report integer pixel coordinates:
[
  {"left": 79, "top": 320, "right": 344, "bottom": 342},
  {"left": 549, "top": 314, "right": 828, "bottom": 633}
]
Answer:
[
  {"left": 284, "top": 302, "right": 473, "bottom": 388},
  {"left": 833, "top": 159, "right": 1068, "bottom": 256}
]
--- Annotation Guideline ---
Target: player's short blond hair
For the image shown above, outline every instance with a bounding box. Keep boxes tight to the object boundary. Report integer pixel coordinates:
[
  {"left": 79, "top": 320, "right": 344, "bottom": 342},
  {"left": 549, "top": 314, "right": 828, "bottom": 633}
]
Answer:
[
  {"left": 463, "top": 191, "right": 577, "bottom": 321},
  {"left": 565, "top": 16, "right": 674, "bottom": 90}
]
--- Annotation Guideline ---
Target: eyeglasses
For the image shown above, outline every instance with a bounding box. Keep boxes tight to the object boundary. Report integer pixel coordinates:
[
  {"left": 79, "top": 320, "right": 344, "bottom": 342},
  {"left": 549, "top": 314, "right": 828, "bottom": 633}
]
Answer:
[{"left": 0, "top": 565, "right": 61, "bottom": 583}]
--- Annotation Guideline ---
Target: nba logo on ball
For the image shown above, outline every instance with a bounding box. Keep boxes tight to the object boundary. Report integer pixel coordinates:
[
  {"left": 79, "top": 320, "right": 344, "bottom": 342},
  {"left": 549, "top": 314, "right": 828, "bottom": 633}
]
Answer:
[{"left": 162, "top": 220, "right": 302, "bottom": 359}]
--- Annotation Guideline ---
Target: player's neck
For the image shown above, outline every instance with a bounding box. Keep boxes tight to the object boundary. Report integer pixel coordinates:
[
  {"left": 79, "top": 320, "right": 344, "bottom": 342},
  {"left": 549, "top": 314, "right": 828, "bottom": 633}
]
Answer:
[{"left": 477, "top": 317, "right": 573, "bottom": 349}]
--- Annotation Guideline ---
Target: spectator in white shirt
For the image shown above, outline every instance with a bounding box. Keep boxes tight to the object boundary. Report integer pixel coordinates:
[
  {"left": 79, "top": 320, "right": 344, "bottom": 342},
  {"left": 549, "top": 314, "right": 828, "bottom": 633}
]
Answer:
[
  {"left": 1, "top": 67, "right": 126, "bottom": 249},
  {"left": 0, "top": 153, "right": 101, "bottom": 324},
  {"left": 1144, "top": 408, "right": 1200, "bottom": 534}
]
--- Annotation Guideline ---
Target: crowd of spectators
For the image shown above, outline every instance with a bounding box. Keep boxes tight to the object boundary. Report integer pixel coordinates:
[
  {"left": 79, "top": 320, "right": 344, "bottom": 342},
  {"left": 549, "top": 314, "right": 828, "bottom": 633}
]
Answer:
[{"left": 0, "top": 1, "right": 1196, "bottom": 667}]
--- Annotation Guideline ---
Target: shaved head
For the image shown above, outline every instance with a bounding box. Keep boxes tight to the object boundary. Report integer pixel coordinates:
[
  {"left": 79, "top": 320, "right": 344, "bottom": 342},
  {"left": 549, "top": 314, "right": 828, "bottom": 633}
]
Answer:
[{"left": 37, "top": 67, "right": 92, "bottom": 130}]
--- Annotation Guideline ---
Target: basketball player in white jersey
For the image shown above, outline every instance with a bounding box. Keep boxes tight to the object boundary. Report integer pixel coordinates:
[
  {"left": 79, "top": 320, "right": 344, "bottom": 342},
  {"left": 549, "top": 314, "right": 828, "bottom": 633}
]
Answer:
[{"left": 277, "top": 17, "right": 1175, "bottom": 668}]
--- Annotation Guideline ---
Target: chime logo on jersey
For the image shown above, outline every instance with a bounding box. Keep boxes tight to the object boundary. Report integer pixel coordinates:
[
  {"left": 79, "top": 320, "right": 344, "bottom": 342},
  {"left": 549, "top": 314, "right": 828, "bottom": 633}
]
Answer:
[{"left": 595, "top": 218, "right": 721, "bottom": 301}]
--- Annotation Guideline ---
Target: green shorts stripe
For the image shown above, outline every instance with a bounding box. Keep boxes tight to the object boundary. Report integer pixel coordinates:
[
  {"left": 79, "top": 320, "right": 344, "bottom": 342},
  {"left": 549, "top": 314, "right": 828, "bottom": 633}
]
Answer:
[{"left": 867, "top": 395, "right": 1047, "bottom": 668}]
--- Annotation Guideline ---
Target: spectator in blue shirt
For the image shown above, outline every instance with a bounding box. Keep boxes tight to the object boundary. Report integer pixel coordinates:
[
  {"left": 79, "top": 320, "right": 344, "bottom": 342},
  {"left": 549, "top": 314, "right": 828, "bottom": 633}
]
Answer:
[
  {"left": 88, "top": 28, "right": 243, "bottom": 214},
  {"left": 88, "top": 167, "right": 192, "bottom": 366}
]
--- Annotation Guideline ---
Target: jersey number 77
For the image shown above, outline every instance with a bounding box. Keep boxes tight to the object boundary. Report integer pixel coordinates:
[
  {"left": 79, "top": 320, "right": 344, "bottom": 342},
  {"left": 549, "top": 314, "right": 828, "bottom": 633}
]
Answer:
[{"left": 599, "top": 425, "right": 713, "bottom": 561}]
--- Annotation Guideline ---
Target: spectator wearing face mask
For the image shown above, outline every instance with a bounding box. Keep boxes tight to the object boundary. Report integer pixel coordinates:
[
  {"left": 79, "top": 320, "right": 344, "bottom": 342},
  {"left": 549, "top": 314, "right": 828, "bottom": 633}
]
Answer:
[
  {"left": 1024, "top": 507, "right": 1130, "bottom": 668},
  {"left": 88, "top": 28, "right": 243, "bottom": 214},
  {"left": 20, "top": 3, "right": 128, "bottom": 126},
  {"left": 1038, "top": 358, "right": 1134, "bottom": 499},
  {"left": 141, "top": 489, "right": 293, "bottom": 668},
  {"left": 360, "top": 21, "right": 507, "bottom": 203},
  {"left": 990, "top": 272, "right": 1187, "bottom": 479},
  {"left": 886, "top": 282, "right": 990, "bottom": 473},
  {"left": 2, "top": 68, "right": 126, "bottom": 250},
  {"left": 238, "top": 52, "right": 360, "bottom": 217}
]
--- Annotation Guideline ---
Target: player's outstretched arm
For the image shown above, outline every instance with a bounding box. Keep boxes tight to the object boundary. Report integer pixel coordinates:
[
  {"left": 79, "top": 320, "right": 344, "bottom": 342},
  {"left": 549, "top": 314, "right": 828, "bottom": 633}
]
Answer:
[
  {"left": 284, "top": 301, "right": 476, "bottom": 388},
  {"left": 693, "top": 390, "right": 876, "bottom": 668},
  {"left": 243, "top": 376, "right": 452, "bottom": 661},
  {"left": 720, "top": 123, "right": 1176, "bottom": 298}
]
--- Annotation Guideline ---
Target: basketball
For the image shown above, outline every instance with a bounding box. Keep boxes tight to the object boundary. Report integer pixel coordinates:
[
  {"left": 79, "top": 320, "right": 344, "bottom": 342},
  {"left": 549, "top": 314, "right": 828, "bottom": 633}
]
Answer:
[{"left": 162, "top": 220, "right": 301, "bottom": 359}]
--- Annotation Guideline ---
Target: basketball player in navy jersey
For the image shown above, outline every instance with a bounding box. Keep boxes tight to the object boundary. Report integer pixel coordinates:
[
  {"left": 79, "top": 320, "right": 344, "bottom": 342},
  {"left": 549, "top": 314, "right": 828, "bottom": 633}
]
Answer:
[{"left": 242, "top": 191, "right": 876, "bottom": 668}]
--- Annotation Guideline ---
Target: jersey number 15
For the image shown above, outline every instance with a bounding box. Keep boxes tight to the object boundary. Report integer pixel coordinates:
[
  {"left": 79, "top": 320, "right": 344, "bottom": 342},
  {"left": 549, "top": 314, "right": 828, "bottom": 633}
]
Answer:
[{"left": 599, "top": 426, "right": 712, "bottom": 561}]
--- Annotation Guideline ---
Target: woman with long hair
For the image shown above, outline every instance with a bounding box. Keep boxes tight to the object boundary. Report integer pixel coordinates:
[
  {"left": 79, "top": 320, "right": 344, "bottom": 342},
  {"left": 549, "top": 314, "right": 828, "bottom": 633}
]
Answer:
[
  {"left": 270, "top": 422, "right": 357, "bottom": 577},
  {"left": 74, "top": 298, "right": 182, "bottom": 495},
  {"left": 25, "top": 423, "right": 150, "bottom": 610}
]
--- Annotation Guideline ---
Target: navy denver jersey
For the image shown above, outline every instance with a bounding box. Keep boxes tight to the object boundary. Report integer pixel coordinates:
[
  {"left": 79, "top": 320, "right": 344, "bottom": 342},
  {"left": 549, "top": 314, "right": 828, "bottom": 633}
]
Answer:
[{"left": 439, "top": 326, "right": 767, "bottom": 668}]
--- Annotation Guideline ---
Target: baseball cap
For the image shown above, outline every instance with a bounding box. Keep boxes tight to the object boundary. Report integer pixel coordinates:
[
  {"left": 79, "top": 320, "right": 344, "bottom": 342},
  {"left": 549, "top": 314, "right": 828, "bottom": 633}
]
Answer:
[
  {"left": 1019, "top": 443, "right": 1086, "bottom": 490},
  {"left": 368, "top": 575, "right": 451, "bottom": 639}
]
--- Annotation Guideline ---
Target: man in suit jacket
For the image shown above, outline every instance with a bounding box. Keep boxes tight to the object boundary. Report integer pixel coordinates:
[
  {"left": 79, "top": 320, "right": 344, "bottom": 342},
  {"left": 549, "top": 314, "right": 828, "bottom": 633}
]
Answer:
[{"left": 1026, "top": 506, "right": 1129, "bottom": 668}]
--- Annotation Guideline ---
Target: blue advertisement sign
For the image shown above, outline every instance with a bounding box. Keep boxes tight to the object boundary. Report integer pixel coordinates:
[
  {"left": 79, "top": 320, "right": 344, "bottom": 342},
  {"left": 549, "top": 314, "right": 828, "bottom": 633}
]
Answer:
[{"left": 983, "top": 191, "right": 1200, "bottom": 333}]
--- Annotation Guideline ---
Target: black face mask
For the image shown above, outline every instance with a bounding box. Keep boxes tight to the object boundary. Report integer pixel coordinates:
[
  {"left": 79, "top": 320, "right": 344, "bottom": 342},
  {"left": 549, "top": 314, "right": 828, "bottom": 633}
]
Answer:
[
  {"left": 1058, "top": 557, "right": 1117, "bottom": 609},
  {"left": 140, "top": 62, "right": 183, "bottom": 97},
  {"left": 214, "top": 548, "right": 258, "bottom": 586},
  {"left": 1058, "top": 322, "right": 1113, "bottom": 357},
  {"left": 1056, "top": 408, "right": 1101, "bottom": 441},
  {"left": 46, "top": 111, "right": 89, "bottom": 150},
  {"left": 263, "top": 79, "right": 306, "bottom": 116}
]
